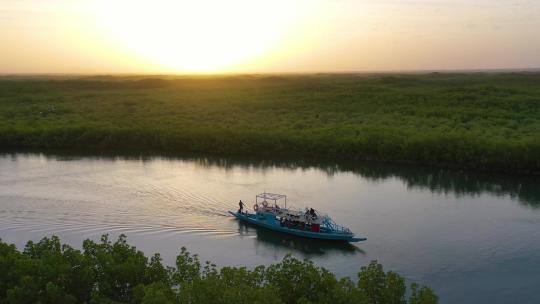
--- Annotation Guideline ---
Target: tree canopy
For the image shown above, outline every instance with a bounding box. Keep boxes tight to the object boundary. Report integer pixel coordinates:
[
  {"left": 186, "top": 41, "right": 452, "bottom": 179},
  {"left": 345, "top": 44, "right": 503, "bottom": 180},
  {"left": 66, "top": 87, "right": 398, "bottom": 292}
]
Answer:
[{"left": 0, "top": 235, "right": 438, "bottom": 304}]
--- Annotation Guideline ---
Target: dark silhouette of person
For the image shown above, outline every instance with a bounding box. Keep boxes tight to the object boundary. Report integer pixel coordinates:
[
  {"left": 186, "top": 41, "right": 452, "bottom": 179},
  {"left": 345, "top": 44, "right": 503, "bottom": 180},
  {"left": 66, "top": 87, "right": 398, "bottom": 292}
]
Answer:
[{"left": 238, "top": 200, "right": 245, "bottom": 213}]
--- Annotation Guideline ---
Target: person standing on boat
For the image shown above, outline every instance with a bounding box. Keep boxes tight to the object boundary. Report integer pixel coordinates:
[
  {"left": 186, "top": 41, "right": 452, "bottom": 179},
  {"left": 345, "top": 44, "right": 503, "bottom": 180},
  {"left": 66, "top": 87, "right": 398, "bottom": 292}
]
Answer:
[
  {"left": 238, "top": 200, "right": 245, "bottom": 213},
  {"left": 310, "top": 208, "right": 317, "bottom": 219}
]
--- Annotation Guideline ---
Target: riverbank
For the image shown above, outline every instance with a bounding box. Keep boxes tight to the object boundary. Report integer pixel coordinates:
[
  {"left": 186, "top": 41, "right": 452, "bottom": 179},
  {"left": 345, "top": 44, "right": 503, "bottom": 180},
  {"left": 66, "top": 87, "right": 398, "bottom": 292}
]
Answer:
[{"left": 1, "top": 73, "right": 539, "bottom": 174}]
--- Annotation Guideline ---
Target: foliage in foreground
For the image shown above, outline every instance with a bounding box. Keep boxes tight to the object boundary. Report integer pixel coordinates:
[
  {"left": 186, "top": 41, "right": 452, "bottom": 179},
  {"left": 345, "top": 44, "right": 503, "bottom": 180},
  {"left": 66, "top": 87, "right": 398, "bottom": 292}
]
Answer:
[
  {"left": 0, "top": 73, "right": 539, "bottom": 174},
  {"left": 0, "top": 235, "right": 438, "bottom": 304}
]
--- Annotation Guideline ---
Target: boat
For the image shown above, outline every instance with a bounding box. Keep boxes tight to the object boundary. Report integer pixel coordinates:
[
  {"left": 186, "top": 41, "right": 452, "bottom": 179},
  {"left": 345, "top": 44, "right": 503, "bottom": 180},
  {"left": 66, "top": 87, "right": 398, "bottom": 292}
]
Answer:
[{"left": 229, "top": 193, "right": 366, "bottom": 242}]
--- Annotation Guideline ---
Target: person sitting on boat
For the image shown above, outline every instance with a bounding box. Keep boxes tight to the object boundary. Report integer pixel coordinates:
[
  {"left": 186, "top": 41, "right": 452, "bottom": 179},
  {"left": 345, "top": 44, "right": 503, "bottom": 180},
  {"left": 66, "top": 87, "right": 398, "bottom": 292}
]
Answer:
[
  {"left": 309, "top": 208, "right": 317, "bottom": 219},
  {"left": 238, "top": 200, "right": 245, "bottom": 213}
]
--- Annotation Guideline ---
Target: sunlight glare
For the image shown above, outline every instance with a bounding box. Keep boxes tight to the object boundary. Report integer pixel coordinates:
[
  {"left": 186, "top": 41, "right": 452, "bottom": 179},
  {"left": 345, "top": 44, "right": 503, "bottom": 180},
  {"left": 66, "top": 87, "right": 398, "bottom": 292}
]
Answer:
[{"left": 97, "top": 0, "right": 302, "bottom": 72}]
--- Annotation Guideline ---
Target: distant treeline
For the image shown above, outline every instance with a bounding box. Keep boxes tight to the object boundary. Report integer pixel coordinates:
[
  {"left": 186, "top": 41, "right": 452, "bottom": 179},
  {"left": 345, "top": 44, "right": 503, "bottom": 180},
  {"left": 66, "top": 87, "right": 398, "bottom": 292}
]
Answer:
[
  {"left": 0, "top": 235, "right": 438, "bottom": 304},
  {"left": 0, "top": 73, "right": 539, "bottom": 174}
]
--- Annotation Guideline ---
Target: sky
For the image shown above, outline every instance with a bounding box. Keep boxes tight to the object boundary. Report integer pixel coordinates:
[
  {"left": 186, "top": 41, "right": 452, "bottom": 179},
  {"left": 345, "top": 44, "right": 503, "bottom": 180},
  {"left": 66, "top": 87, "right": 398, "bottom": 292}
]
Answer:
[{"left": 1, "top": 0, "right": 539, "bottom": 74}]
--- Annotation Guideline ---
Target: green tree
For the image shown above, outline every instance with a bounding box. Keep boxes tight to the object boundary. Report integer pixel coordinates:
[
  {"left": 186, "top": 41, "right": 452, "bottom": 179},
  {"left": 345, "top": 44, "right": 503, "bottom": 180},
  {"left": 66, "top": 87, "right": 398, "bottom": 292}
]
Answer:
[
  {"left": 0, "top": 235, "right": 438, "bottom": 304},
  {"left": 409, "top": 283, "right": 438, "bottom": 304},
  {"left": 357, "top": 261, "right": 407, "bottom": 304}
]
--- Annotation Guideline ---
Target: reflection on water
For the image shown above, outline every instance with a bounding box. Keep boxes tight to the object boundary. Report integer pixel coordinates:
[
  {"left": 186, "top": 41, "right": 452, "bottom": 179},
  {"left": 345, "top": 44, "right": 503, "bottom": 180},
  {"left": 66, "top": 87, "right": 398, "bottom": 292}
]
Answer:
[
  {"left": 8, "top": 150, "right": 539, "bottom": 208},
  {"left": 1, "top": 151, "right": 540, "bottom": 304},
  {"left": 236, "top": 221, "right": 363, "bottom": 256},
  {"left": 196, "top": 157, "right": 540, "bottom": 208},
  {"left": 353, "top": 164, "right": 540, "bottom": 209}
]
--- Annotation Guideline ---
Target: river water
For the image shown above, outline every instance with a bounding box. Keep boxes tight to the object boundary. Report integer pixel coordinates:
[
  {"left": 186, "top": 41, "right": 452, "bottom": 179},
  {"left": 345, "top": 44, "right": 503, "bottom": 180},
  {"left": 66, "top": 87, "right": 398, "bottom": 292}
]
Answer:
[{"left": 0, "top": 152, "right": 539, "bottom": 303}]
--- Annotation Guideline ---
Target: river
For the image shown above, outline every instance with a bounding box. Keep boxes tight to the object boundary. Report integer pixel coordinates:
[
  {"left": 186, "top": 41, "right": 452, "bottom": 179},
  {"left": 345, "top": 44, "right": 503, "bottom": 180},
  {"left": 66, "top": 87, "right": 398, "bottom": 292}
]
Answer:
[{"left": 1, "top": 152, "right": 539, "bottom": 303}]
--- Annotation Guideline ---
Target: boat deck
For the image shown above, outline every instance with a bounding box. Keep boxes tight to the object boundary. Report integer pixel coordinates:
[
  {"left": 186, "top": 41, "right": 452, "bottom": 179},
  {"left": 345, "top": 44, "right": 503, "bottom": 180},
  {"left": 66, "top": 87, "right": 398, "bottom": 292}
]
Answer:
[{"left": 229, "top": 211, "right": 366, "bottom": 242}]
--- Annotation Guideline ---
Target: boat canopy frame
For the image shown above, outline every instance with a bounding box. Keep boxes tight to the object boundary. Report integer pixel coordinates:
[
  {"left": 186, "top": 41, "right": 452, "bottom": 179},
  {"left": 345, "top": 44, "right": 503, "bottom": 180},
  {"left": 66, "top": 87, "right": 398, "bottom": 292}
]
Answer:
[{"left": 256, "top": 192, "right": 287, "bottom": 208}]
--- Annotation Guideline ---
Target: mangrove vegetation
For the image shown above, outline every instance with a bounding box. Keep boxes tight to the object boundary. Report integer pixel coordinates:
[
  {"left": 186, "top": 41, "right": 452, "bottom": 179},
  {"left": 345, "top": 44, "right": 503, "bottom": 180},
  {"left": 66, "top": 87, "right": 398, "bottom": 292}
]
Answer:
[
  {"left": 1, "top": 73, "right": 539, "bottom": 173},
  {"left": 0, "top": 234, "right": 438, "bottom": 304}
]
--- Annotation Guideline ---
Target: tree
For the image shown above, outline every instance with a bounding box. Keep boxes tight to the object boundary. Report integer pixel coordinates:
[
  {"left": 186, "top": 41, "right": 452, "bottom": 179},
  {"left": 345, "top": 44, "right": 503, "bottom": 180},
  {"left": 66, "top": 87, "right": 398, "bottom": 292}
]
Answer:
[{"left": 0, "top": 236, "right": 438, "bottom": 304}]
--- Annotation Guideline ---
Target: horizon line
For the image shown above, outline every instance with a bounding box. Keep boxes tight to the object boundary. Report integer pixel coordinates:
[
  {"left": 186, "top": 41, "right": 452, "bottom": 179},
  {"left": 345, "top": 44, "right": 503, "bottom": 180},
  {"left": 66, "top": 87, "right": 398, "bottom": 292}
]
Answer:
[{"left": 2, "top": 67, "right": 540, "bottom": 78}]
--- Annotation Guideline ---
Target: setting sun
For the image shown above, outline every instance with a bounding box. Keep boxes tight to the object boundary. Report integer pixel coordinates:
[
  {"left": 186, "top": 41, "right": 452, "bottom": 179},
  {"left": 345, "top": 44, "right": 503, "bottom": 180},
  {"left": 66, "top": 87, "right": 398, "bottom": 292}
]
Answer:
[
  {"left": 1, "top": 0, "right": 539, "bottom": 73},
  {"left": 96, "top": 0, "right": 310, "bottom": 73}
]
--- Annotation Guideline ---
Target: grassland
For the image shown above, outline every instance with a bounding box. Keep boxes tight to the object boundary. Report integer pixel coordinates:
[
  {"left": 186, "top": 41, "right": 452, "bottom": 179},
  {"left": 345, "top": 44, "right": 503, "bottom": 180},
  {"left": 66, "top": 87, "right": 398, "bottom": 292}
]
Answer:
[{"left": 0, "top": 73, "right": 539, "bottom": 174}]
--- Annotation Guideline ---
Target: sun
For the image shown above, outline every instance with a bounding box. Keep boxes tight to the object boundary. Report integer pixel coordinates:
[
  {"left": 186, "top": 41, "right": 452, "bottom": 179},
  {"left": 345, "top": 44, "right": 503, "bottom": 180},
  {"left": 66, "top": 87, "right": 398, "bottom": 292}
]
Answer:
[{"left": 96, "top": 0, "right": 300, "bottom": 73}]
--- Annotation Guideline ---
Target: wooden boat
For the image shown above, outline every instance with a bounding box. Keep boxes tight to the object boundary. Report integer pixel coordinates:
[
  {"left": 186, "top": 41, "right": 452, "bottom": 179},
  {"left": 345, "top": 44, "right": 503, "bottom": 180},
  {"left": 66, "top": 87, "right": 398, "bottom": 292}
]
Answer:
[{"left": 230, "top": 193, "right": 366, "bottom": 242}]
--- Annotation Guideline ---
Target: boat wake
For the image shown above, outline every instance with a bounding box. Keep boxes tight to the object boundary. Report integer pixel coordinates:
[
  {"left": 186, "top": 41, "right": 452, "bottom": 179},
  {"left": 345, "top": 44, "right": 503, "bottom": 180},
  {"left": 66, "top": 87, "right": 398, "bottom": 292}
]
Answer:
[{"left": 0, "top": 188, "right": 238, "bottom": 240}]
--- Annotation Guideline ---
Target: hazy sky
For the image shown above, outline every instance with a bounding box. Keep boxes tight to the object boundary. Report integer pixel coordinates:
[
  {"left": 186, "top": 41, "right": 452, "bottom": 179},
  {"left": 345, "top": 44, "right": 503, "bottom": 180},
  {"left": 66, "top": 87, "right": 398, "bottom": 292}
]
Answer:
[{"left": 1, "top": 0, "right": 539, "bottom": 74}]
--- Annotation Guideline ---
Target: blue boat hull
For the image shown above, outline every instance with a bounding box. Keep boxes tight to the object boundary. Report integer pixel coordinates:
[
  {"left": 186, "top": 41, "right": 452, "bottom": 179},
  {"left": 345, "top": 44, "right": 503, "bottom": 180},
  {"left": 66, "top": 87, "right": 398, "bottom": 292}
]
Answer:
[{"left": 229, "top": 211, "right": 366, "bottom": 242}]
